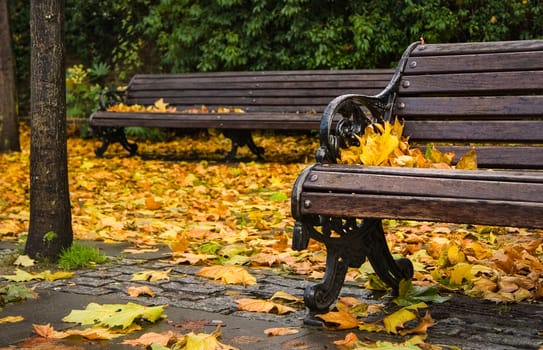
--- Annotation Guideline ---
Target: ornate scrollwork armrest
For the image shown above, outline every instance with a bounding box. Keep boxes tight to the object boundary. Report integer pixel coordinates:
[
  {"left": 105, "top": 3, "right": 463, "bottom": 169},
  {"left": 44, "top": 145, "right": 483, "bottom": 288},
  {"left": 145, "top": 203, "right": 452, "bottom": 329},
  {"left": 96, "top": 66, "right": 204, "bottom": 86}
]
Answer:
[{"left": 316, "top": 93, "right": 389, "bottom": 163}]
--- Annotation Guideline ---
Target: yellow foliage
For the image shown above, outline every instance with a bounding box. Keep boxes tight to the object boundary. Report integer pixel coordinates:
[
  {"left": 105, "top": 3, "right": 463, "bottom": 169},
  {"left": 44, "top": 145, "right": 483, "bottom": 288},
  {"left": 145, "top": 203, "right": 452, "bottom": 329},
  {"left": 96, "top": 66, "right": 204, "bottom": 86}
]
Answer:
[{"left": 340, "top": 117, "right": 478, "bottom": 169}]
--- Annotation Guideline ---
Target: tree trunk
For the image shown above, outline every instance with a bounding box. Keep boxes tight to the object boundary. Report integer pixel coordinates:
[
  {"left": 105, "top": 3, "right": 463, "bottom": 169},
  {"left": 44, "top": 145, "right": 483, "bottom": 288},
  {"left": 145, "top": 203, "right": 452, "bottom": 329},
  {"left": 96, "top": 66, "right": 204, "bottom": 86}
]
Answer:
[
  {"left": 0, "top": 0, "right": 20, "bottom": 153},
  {"left": 25, "top": 0, "right": 73, "bottom": 261}
]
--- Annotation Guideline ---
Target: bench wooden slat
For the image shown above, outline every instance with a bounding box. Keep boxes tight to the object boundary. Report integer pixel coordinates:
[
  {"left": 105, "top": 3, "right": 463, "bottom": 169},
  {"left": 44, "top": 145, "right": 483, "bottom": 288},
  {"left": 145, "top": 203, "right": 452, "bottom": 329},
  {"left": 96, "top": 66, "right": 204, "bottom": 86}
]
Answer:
[
  {"left": 90, "top": 111, "right": 323, "bottom": 130},
  {"left": 400, "top": 120, "right": 543, "bottom": 141},
  {"left": 395, "top": 96, "right": 543, "bottom": 117},
  {"left": 303, "top": 167, "right": 543, "bottom": 202},
  {"left": 399, "top": 71, "right": 543, "bottom": 95},
  {"left": 410, "top": 40, "right": 543, "bottom": 56},
  {"left": 405, "top": 51, "right": 543, "bottom": 74},
  {"left": 300, "top": 192, "right": 543, "bottom": 228}
]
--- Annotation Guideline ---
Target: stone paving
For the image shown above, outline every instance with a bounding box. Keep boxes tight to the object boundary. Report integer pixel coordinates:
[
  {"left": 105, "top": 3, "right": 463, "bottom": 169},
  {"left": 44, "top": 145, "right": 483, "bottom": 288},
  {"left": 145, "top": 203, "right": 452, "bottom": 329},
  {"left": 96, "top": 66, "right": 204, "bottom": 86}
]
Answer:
[{"left": 1, "top": 240, "right": 542, "bottom": 349}]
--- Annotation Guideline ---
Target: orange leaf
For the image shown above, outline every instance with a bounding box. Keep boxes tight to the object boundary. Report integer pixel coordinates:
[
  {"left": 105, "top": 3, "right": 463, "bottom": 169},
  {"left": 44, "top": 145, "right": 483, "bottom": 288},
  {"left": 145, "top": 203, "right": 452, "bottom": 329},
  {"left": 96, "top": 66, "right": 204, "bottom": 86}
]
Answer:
[
  {"left": 197, "top": 265, "right": 257, "bottom": 286},
  {"left": 263, "top": 327, "right": 299, "bottom": 336},
  {"left": 316, "top": 308, "right": 360, "bottom": 330},
  {"left": 236, "top": 298, "right": 296, "bottom": 314}
]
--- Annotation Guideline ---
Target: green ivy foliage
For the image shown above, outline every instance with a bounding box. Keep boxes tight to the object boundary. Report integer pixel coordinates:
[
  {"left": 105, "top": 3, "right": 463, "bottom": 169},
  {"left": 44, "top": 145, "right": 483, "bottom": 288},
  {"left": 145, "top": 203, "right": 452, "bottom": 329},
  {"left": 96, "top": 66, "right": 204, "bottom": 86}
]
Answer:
[{"left": 7, "top": 0, "right": 543, "bottom": 114}]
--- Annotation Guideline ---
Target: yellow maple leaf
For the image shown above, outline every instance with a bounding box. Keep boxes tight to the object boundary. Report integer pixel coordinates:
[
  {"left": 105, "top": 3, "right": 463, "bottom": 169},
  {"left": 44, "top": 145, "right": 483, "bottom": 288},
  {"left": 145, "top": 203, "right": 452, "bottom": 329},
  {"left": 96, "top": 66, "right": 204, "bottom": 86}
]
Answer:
[
  {"left": 456, "top": 148, "right": 478, "bottom": 170},
  {"left": 197, "top": 265, "right": 257, "bottom": 286},
  {"left": 131, "top": 269, "right": 171, "bottom": 282},
  {"left": 316, "top": 308, "right": 360, "bottom": 330},
  {"left": 449, "top": 262, "right": 474, "bottom": 285},
  {"left": 236, "top": 298, "right": 296, "bottom": 314}
]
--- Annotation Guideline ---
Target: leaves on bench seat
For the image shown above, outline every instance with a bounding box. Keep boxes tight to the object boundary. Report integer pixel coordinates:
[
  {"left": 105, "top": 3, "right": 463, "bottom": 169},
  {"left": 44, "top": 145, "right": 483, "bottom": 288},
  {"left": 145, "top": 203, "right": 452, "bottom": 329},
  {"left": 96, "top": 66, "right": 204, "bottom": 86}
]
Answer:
[
  {"left": 339, "top": 118, "right": 477, "bottom": 170},
  {"left": 106, "top": 98, "right": 245, "bottom": 114}
]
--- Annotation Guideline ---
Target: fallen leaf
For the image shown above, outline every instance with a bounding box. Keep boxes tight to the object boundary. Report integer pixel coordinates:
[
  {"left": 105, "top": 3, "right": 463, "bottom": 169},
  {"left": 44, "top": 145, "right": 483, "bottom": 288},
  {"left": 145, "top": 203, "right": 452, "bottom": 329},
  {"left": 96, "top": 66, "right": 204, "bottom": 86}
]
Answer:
[
  {"left": 0, "top": 315, "right": 24, "bottom": 323},
  {"left": 13, "top": 255, "right": 35, "bottom": 267},
  {"left": 316, "top": 308, "right": 360, "bottom": 330},
  {"left": 131, "top": 269, "right": 171, "bottom": 282},
  {"left": 127, "top": 286, "right": 155, "bottom": 297},
  {"left": 263, "top": 327, "right": 299, "bottom": 336},
  {"left": 122, "top": 330, "right": 178, "bottom": 346},
  {"left": 236, "top": 298, "right": 296, "bottom": 314},
  {"left": 197, "top": 265, "right": 257, "bottom": 286}
]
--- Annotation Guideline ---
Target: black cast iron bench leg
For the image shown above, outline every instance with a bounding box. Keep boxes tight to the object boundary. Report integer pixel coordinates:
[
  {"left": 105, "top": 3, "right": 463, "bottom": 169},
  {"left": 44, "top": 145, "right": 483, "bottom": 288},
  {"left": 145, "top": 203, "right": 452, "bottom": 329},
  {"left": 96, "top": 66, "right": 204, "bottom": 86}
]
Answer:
[
  {"left": 93, "top": 126, "right": 138, "bottom": 157},
  {"left": 296, "top": 217, "right": 414, "bottom": 325}
]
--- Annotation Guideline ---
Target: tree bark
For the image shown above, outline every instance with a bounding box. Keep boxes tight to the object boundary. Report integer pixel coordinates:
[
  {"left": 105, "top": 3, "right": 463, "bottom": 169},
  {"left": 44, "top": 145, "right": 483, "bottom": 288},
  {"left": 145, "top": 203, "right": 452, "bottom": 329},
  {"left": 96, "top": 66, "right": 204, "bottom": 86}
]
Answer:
[
  {"left": 25, "top": 0, "right": 73, "bottom": 261},
  {"left": 0, "top": 0, "right": 20, "bottom": 153}
]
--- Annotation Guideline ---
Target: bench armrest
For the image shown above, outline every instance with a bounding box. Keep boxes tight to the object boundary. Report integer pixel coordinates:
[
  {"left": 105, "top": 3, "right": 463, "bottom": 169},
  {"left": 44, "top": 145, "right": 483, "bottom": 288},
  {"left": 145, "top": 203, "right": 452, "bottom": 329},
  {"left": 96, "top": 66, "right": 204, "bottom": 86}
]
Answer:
[{"left": 98, "top": 90, "right": 126, "bottom": 111}]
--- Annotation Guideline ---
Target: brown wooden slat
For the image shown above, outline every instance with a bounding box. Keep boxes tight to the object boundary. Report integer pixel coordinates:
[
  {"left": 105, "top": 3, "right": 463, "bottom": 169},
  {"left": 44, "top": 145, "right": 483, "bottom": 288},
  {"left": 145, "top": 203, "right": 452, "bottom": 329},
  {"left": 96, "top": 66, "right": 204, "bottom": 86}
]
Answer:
[
  {"left": 127, "top": 87, "right": 385, "bottom": 99},
  {"left": 303, "top": 170, "right": 543, "bottom": 202},
  {"left": 129, "top": 69, "right": 395, "bottom": 82},
  {"left": 420, "top": 146, "right": 543, "bottom": 169},
  {"left": 398, "top": 71, "right": 543, "bottom": 95},
  {"left": 410, "top": 40, "right": 543, "bottom": 56},
  {"left": 404, "top": 51, "right": 543, "bottom": 74},
  {"left": 126, "top": 96, "right": 349, "bottom": 107},
  {"left": 300, "top": 192, "right": 543, "bottom": 228},
  {"left": 400, "top": 120, "right": 543, "bottom": 141},
  {"left": 395, "top": 96, "right": 543, "bottom": 117},
  {"left": 310, "top": 164, "right": 543, "bottom": 182},
  {"left": 89, "top": 111, "right": 323, "bottom": 130}
]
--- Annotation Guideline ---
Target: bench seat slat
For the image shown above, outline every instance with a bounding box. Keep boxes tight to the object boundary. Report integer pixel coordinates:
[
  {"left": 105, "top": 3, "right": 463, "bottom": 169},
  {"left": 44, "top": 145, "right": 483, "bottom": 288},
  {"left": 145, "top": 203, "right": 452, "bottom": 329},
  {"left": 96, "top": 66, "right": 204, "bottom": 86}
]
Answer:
[
  {"left": 300, "top": 192, "right": 543, "bottom": 228},
  {"left": 303, "top": 168, "right": 543, "bottom": 202},
  {"left": 399, "top": 71, "right": 543, "bottom": 95},
  {"left": 89, "top": 111, "right": 323, "bottom": 130}
]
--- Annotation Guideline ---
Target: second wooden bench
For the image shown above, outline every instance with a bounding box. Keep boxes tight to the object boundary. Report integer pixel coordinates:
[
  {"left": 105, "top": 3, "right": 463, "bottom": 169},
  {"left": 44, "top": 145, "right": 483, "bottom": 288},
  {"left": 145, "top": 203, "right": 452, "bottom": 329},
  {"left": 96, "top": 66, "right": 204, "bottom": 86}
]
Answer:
[{"left": 89, "top": 69, "right": 392, "bottom": 160}]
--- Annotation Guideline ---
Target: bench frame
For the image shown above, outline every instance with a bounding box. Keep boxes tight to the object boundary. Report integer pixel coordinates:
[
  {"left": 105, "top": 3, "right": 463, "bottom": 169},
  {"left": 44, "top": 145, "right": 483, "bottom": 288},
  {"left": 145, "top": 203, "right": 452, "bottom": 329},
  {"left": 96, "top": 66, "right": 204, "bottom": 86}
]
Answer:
[{"left": 291, "top": 40, "right": 543, "bottom": 325}]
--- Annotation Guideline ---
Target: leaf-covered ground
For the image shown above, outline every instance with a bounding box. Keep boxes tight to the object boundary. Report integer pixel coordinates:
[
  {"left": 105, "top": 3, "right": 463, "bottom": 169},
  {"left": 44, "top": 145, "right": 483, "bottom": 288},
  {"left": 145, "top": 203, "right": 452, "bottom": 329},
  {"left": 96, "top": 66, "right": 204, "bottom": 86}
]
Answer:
[{"left": 0, "top": 124, "right": 542, "bottom": 303}]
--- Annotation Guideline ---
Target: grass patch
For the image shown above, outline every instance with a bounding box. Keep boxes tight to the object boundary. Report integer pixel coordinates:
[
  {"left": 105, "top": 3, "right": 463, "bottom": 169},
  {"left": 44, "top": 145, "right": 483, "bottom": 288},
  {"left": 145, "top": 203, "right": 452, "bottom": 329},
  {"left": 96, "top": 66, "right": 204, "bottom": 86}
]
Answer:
[{"left": 58, "top": 243, "right": 108, "bottom": 270}]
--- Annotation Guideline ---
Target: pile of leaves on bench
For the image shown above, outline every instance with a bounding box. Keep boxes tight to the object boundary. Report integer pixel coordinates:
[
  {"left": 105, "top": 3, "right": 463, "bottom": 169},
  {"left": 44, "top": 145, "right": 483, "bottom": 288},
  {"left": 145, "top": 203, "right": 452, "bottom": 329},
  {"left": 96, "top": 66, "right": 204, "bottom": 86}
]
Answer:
[
  {"left": 106, "top": 98, "right": 245, "bottom": 114},
  {"left": 339, "top": 118, "right": 477, "bottom": 170}
]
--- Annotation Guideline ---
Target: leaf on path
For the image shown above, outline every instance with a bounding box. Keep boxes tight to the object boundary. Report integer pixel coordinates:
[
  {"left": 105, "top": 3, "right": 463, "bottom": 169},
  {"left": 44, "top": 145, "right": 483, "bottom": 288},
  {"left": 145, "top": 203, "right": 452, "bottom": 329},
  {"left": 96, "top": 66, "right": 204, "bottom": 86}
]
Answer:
[
  {"left": 197, "top": 265, "right": 257, "bottom": 286},
  {"left": 1, "top": 268, "right": 73, "bottom": 282},
  {"left": 13, "top": 255, "right": 35, "bottom": 267},
  {"left": 269, "top": 291, "right": 303, "bottom": 304},
  {"left": 383, "top": 302, "right": 429, "bottom": 334},
  {"left": 131, "top": 269, "right": 171, "bottom": 282},
  {"left": 394, "top": 279, "right": 451, "bottom": 307},
  {"left": 236, "top": 298, "right": 296, "bottom": 315},
  {"left": 0, "top": 315, "right": 24, "bottom": 323},
  {"left": 169, "top": 253, "right": 216, "bottom": 265},
  {"left": 33, "top": 323, "right": 69, "bottom": 339},
  {"left": 127, "top": 286, "right": 155, "bottom": 297},
  {"left": 0, "top": 284, "right": 38, "bottom": 303},
  {"left": 263, "top": 327, "right": 299, "bottom": 336},
  {"left": 62, "top": 302, "right": 166, "bottom": 329},
  {"left": 122, "top": 330, "right": 178, "bottom": 346},
  {"left": 316, "top": 308, "right": 360, "bottom": 330}
]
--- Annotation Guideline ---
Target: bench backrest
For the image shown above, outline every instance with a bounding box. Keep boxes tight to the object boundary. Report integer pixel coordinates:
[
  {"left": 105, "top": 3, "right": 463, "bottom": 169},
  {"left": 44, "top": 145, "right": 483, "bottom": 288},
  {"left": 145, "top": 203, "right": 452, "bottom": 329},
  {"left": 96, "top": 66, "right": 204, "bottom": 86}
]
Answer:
[
  {"left": 389, "top": 40, "right": 543, "bottom": 169},
  {"left": 125, "top": 70, "right": 393, "bottom": 114}
]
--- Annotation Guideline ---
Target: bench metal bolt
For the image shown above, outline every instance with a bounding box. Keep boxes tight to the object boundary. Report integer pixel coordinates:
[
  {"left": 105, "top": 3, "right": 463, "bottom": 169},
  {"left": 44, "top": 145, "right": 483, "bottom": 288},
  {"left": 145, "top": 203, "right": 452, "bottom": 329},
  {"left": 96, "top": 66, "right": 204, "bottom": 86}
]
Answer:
[
  {"left": 310, "top": 174, "right": 319, "bottom": 182},
  {"left": 402, "top": 80, "right": 410, "bottom": 88},
  {"left": 304, "top": 199, "right": 312, "bottom": 208},
  {"left": 409, "top": 61, "right": 417, "bottom": 69}
]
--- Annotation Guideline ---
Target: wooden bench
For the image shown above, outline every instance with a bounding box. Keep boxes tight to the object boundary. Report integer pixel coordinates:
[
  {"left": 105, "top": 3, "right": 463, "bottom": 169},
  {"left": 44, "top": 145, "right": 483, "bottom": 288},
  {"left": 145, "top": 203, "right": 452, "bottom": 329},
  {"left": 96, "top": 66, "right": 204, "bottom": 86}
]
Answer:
[
  {"left": 89, "top": 69, "right": 393, "bottom": 159},
  {"left": 290, "top": 39, "right": 543, "bottom": 325}
]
